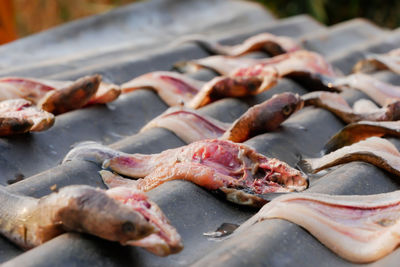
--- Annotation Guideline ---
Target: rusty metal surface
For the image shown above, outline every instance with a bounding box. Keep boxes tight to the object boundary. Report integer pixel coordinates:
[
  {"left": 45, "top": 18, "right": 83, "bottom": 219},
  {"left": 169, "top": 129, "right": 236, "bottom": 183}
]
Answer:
[{"left": 1, "top": 0, "right": 400, "bottom": 266}]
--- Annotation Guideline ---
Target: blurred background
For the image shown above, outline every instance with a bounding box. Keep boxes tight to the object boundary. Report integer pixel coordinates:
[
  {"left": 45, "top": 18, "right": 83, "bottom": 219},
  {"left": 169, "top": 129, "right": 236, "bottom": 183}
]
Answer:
[{"left": 0, "top": 0, "right": 399, "bottom": 44}]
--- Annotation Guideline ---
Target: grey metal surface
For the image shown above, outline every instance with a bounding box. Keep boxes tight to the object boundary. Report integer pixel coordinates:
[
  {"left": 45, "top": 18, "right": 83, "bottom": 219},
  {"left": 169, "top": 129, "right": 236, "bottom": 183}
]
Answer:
[{"left": 0, "top": 0, "right": 400, "bottom": 266}]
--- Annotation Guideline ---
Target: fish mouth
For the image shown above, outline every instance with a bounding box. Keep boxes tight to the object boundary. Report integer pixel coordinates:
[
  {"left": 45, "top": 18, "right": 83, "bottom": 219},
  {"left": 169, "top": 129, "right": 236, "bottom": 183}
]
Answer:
[{"left": 106, "top": 186, "right": 183, "bottom": 256}]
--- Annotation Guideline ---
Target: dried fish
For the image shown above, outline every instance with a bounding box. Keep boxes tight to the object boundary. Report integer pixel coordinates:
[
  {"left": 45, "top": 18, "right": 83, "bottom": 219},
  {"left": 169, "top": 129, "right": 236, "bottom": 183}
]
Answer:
[
  {"left": 121, "top": 70, "right": 278, "bottom": 109},
  {"left": 0, "top": 99, "right": 54, "bottom": 136},
  {"left": 303, "top": 137, "right": 400, "bottom": 176},
  {"left": 353, "top": 48, "right": 400, "bottom": 74},
  {"left": 176, "top": 50, "right": 336, "bottom": 79},
  {"left": 140, "top": 107, "right": 229, "bottom": 143},
  {"left": 185, "top": 32, "right": 300, "bottom": 56},
  {"left": 0, "top": 76, "right": 102, "bottom": 114},
  {"left": 318, "top": 73, "right": 400, "bottom": 107},
  {"left": 0, "top": 184, "right": 182, "bottom": 256},
  {"left": 103, "top": 185, "right": 183, "bottom": 256},
  {"left": 302, "top": 91, "right": 400, "bottom": 123},
  {"left": 0, "top": 185, "right": 153, "bottom": 249},
  {"left": 323, "top": 121, "right": 400, "bottom": 154},
  {"left": 63, "top": 139, "right": 308, "bottom": 207},
  {"left": 87, "top": 82, "right": 121, "bottom": 105},
  {"left": 0, "top": 75, "right": 121, "bottom": 115},
  {"left": 222, "top": 92, "right": 303, "bottom": 142},
  {"left": 237, "top": 190, "right": 400, "bottom": 263},
  {"left": 174, "top": 55, "right": 257, "bottom": 75},
  {"left": 141, "top": 92, "right": 303, "bottom": 143},
  {"left": 121, "top": 71, "right": 202, "bottom": 106}
]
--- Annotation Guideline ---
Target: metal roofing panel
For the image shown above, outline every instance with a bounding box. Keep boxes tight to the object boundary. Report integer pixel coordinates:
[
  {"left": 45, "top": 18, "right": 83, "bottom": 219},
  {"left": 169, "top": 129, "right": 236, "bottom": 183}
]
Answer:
[{"left": 0, "top": 0, "right": 399, "bottom": 266}]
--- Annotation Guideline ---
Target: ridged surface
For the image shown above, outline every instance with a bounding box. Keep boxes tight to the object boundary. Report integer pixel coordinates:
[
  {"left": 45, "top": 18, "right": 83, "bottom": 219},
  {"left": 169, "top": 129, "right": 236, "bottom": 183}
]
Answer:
[{"left": 1, "top": 0, "right": 400, "bottom": 266}]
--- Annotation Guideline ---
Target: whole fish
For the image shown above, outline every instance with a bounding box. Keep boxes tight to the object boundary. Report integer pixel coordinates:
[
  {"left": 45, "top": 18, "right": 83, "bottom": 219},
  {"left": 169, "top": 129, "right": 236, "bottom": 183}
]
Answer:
[
  {"left": 237, "top": 190, "right": 400, "bottom": 263},
  {"left": 303, "top": 137, "right": 400, "bottom": 176},
  {"left": 0, "top": 99, "right": 54, "bottom": 136},
  {"left": 0, "top": 184, "right": 182, "bottom": 256},
  {"left": 323, "top": 121, "right": 400, "bottom": 154},
  {"left": 64, "top": 139, "right": 308, "bottom": 207},
  {"left": 141, "top": 92, "right": 303, "bottom": 143}
]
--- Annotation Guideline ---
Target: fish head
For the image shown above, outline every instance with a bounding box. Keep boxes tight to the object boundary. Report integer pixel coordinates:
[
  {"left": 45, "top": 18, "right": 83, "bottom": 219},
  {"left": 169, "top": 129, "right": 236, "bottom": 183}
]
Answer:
[
  {"left": 62, "top": 141, "right": 122, "bottom": 165},
  {"left": 387, "top": 100, "right": 400, "bottom": 121},
  {"left": 52, "top": 186, "right": 155, "bottom": 244},
  {"left": 107, "top": 186, "right": 183, "bottom": 256},
  {"left": 271, "top": 92, "right": 304, "bottom": 120}
]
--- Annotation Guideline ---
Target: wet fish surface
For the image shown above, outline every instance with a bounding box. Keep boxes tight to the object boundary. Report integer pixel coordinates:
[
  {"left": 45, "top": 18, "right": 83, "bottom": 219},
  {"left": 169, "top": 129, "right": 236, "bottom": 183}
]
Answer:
[{"left": 237, "top": 190, "right": 400, "bottom": 263}]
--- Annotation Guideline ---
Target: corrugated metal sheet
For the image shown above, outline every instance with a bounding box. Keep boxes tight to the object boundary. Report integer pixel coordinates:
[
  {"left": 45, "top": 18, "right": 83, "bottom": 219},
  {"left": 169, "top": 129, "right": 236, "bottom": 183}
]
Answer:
[{"left": 0, "top": 0, "right": 399, "bottom": 266}]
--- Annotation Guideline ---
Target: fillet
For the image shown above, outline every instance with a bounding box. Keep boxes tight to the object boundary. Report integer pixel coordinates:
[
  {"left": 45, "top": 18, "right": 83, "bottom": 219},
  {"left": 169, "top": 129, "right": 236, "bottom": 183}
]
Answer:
[
  {"left": 323, "top": 121, "right": 400, "bottom": 153},
  {"left": 237, "top": 190, "right": 400, "bottom": 263},
  {"left": 319, "top": 73, "right": 400, "bottom": 106},
  {"left": 353, "top": 48, "right": 400, "bottom": 74},
  {"left": 303, "top": 137, "right": 400, "bottom": 176}
]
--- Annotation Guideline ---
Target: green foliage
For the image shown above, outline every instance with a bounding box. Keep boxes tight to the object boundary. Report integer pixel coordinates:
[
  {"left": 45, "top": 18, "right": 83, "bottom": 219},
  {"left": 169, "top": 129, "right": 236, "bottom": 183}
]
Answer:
[{"left": 252, "top": 0, "right": 399, "bottom": 28}]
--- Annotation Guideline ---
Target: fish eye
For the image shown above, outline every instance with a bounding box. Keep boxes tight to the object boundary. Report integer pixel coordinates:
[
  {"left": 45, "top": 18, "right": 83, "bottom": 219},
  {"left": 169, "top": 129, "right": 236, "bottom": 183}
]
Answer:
[
  {"left": 122, "top": 222, "right": 135, "bottom": 233},
  {"left": 282, "top": 105, "right": 292, "bottom": 116}
]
